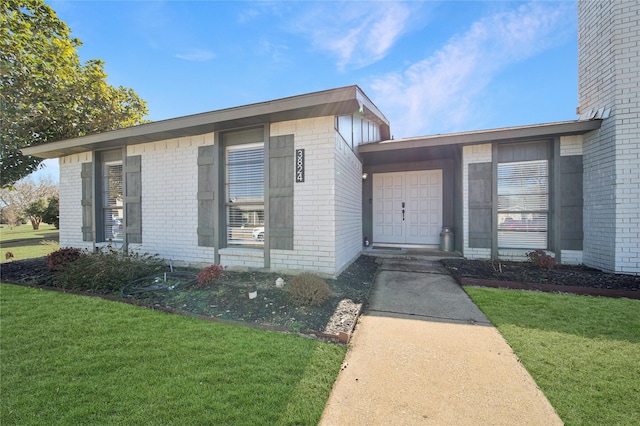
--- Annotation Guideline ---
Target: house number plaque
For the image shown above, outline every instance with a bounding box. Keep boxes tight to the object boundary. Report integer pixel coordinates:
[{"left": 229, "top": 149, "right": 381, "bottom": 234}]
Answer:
[{"left": 295, "top": 149, "right": 305, "bottom": 183}]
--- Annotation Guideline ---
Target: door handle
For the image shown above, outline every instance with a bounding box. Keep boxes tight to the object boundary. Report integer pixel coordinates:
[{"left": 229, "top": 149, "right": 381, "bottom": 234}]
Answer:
[{"left": 402, "top": 202, "right": 405, "bottom": 221}]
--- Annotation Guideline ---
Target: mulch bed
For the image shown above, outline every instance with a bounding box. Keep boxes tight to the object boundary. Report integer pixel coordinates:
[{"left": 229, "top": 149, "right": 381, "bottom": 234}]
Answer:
[
  {"left": 1, "top": 255, "right": 379, "bottom": 342},
  {"left": 442, "top": 258, "right": 640, "bottom": 299}
]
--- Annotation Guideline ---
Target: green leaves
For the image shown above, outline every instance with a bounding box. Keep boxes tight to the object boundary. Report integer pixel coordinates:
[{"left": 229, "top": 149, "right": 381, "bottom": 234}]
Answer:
[{"left": 1, "top": 0, "right": 148, "bottom": 187}]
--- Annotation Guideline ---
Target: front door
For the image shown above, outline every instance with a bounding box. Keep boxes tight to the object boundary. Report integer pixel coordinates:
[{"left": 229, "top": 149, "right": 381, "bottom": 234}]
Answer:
[{"left": 373, "top": 170, "right": 442, "bottom": 245}]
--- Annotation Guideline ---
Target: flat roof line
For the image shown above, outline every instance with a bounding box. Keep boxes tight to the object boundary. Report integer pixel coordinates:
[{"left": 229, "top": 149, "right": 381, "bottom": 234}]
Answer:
[{"left": 359, "top": 119, "right": 602, "bottom": 153}]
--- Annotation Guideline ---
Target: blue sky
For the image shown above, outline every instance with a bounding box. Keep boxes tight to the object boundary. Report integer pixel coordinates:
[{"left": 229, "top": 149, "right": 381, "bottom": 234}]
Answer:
[{"left": 34, "top": 0, "right": 579, "bottom": 182}]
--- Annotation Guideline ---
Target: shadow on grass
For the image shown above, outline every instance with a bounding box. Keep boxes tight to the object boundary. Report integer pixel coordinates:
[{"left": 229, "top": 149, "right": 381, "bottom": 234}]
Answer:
[{"left": 1, "top": 235, "right": 59, "bottom": 248}]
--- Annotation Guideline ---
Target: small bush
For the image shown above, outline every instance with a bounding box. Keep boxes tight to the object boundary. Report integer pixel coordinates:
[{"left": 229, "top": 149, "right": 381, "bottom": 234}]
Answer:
[
  {"left": 197, "top": 264, "right": 225, "bottom": 287},
  {"left": 526, "top": 249, "right": 557, "bottom": 270},
  {"left": 46, "top": 247, "right": 85, "bottom": 270},
  {"left": 52, "top": 247, "right": 165, "bottom": 294},
  {"left": 286, "top": 273, "right": 331, "bottom": 307}
]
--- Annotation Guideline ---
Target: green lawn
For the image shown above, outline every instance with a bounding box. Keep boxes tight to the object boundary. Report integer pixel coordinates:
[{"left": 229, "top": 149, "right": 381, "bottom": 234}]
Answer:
[
  {"left": 0, "top": 223, "right": 59, "bottom": 261},
  {"left": 0, "top": 284, "right": 346, "bottom": 425},
  {"left": 466, "top": 287, "right": 640, "bottom": 425}
]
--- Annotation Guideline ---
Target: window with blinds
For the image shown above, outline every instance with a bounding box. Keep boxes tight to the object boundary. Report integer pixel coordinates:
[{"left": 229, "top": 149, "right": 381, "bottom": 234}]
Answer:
[
  {"left": 102, "top": 161, "right": 123, "bottom": 242},
  {"left": 497, "top": 160, "right": 548, "bottom": 249},
  {"left": 226, "top": 143, "right": 264, "bottom": 245}
]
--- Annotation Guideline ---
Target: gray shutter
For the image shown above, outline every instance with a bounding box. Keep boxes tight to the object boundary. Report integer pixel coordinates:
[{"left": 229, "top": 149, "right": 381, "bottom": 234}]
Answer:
[
  {"left": 81, "top": 162, "right": 93, "bottom": 242},
  {"left": 197, "top": 145, "right": 216, "bottom": 247},
  {"left": 125, "top": 155, "right": 142, "bottom": 244},
  {"left": 560, "top": 155, "right": 583, "bottom": 250},
  {"left": 468, "top": 162, "right": 492, "bottom": 248},
  {"left": 269, "top": 135, "right": 294, "bottom": 250}
]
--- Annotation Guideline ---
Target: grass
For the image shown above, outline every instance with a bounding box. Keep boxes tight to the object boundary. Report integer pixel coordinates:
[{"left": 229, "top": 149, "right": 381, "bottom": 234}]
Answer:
[
  {"left": 1, "top": 284, "right": 346, "bottom": 425},
  {"left": 0, "top": 223, "right": 59, "bottom": 261},
  {"left": 465, "top": 287, "right": 640, "bottom": 425}
]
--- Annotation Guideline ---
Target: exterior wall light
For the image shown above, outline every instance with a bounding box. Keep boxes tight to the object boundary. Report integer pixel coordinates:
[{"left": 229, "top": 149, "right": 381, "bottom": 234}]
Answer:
[{"left": 362, "top": 173, "right": 368, "bottom": 180}]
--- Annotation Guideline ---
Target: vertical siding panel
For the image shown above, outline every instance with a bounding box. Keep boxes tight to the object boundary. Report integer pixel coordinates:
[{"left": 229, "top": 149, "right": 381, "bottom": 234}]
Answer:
[
  {"left": 125, "top": 155, "right": 142, "bottom": 244},
  {"left": 197, "top": 145, "right": 216, "bottom": 247},
  {"left": 560, "top": 155, "right": 584, "bottom": 250},
  {"left": 81, "top": 162, "right": 93, "bottom": 242},
  {"left": 269, "top": 135, "right": 294, "bottom": 250},
  {"left": 468, "top": 162, "right": 492, "bottom": 248}
]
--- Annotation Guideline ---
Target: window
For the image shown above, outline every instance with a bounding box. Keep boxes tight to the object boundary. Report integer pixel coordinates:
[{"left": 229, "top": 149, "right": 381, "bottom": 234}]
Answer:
[
  {"left": 336, "top": 114, "right": 382, "bottom": 148},
  {"left": 337, "top": 115, "right": 353, "bottom": 147},
  {"left": 497, "top": 160, "right": 548, "bottom": 249},
  {"left": 100, "top": 152, "right": 123, "bottom": 242},
  {"left": 226, "top": 143, "right": 264, "bottom": 245}
]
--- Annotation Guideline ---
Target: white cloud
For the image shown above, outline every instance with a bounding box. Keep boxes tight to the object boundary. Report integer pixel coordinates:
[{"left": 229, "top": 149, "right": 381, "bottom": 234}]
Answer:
[
  {"left": 294, "top": 1, "right": 413, "bottom": 71},
  {"left": 237, "top": 7, "right": 260, "bottom": 24},
  {"left": 370, "top": 2, "right": 574, "bottom": 138},
  {"left": 175, "top": 48, "right": 216, "bottom": 62},
  {"left": 258, "top": 39, "right": 290, "bottom": 63}
]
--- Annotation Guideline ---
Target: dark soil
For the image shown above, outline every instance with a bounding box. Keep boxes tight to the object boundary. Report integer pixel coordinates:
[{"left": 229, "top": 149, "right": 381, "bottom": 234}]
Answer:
[
  {"left": 442, "top": 258, "right": 640, "bottom": 296},
  {"left": 1, "top": 255, "right": 379, "bottom": 339},
  {"left": 5, "top": 255, "right": 638, "bottom": 337}
]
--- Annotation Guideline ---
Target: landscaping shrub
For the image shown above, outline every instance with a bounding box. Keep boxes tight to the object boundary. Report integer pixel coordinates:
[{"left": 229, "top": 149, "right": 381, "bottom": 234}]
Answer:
[
  {"left": 52, "top": 247, "right": 165, "bottom": 294},
  {"left": 526, "top": 249, "right": 557, "bottom": 270},
  {"left": 46, "top": 247, "right": 85, "bottom": 270},
  {"left": 197, "top": 264, "right": 225, "bottom": 287},
  {"left": 286, "top": 273, "right": 331, "bottom": 307}
]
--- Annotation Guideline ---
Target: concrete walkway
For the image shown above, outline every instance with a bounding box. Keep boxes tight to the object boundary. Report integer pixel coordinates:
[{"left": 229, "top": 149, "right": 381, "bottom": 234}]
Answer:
[{"left": 320, "top": 255, "right": 563, "bottom": 426}]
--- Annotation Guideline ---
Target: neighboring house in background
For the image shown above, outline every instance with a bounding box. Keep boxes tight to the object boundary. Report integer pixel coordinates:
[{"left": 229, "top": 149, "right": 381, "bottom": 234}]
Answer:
[{"left": 23, "top": 0, "right": 639, "bottom": 275}]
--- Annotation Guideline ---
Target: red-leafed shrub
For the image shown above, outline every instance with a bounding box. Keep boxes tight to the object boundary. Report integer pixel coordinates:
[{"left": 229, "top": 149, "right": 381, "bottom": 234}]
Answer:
[
  {"left": 526, "top": 249, "right": 557, "bottom": 270},
  {"left": 197, "top": 264, "right": 225, "bottom": 287},
  {"left": 46, "top": 247, "right": 85, "bottom": 270}
]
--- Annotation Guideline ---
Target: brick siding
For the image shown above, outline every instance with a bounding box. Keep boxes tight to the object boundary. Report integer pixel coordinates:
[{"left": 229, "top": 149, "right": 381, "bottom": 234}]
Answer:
[
  {"left": 59, "top": 153, "right": 94, "bottom": 251},
  {"left": 579, "top": 0, "right": 640, "bottom": 274}
]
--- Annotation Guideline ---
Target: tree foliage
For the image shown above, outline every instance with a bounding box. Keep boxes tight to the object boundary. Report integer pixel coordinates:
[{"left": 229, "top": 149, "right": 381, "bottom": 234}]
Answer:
[
  {"left": 0, "top": 0, "right": 149, "bottom": 187},
  {"left": 42, "top": 195, "right": 59, "bottom": 228}
]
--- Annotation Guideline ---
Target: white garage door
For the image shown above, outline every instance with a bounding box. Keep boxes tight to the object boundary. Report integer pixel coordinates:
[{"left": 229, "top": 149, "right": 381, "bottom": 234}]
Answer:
[{"left": 373, "top": 170, "right": 442, "bottom": 245}]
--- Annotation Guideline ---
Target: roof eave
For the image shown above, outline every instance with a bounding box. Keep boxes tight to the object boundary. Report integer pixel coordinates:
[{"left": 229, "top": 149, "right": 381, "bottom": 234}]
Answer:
[
  {"left": 23, "top": 85, "right": 390, "bottom": 159},
  {"left": 358, "top": 120, "right": 603, "bottom": 154}
]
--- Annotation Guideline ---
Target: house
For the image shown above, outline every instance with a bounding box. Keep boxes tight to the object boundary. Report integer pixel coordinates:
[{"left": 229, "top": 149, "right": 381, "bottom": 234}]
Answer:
[
  {"left": 23, "top": 87, "right": 391, "bottom": 277},
  {"left": 22, "top": 0, "right": 639, "bottom": 276}
]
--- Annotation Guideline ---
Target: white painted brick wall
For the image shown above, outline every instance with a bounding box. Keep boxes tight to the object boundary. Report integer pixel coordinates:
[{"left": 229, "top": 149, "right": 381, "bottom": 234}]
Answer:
[
  {"left": 560, "top": 135, "right": 583, "bottom": 156},
  {"left": 219, "top": 248, "right": 264, "bottom": 270},
  {"left": 270, "top": 117, "right": 352, "bottom": 276},
  {"left": 126, "top": 134, "right": 217, "bottom": 264},
  {"left": 59, "top": 153, "right": 94, "bottom": 251},
  {"left": 561, "top": 250, "right": 583, "bottom": 266},
  {"left": 333, "top": 133, "right": 364, "bottom": 275},
  {"left": 462, "top": 144, "right": 492, "bottom": 260},
  {"left": 579, "top": 0, "right": 640, "bottom": 274},
  {"left": 59, "top": 135, "right": 215, "bottom": 263}
]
